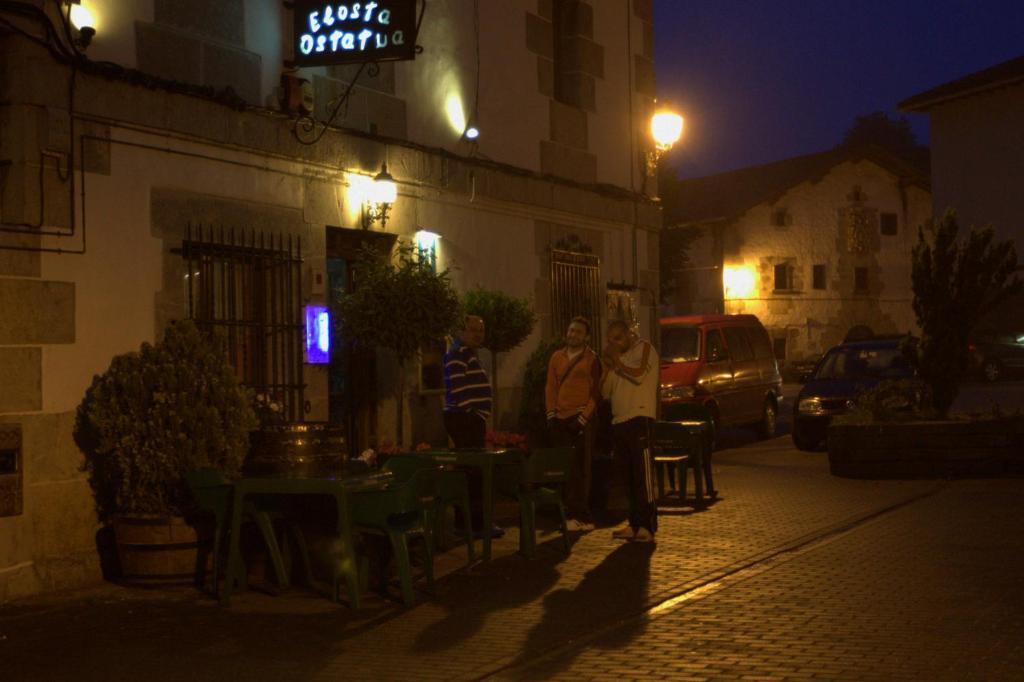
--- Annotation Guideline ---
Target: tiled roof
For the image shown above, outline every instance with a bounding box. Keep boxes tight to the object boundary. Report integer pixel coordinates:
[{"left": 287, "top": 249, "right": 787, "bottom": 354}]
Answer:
[
  {"left": 899, "top": 54, "right": 1024, "bottom": 112},
  {"left": 663, "top": 145, "right": 928, "bottom": 227}
]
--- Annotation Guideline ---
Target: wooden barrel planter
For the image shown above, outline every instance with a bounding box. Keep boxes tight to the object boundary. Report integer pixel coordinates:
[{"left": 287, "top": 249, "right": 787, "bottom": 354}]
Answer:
[
  {"left": 113, "top": 516, "right": 209, "bottom": 586},
  {"left": 245, "top": 422, "right": 348, "bottom": 477}
]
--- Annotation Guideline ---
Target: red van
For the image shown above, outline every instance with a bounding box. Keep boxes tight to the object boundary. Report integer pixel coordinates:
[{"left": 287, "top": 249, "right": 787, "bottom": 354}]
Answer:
[{"left": 659, "top": 314, "right": 783, "bottom": 440}]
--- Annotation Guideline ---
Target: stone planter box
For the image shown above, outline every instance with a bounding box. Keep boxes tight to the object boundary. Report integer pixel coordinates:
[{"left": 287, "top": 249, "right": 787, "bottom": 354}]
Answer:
[{"left": 827, "top": 419, "right": 1024, "bottom": 479}]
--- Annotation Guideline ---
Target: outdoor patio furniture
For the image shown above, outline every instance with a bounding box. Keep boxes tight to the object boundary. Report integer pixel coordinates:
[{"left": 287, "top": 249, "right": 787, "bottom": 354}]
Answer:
[
  {"left": 653, "top": 417, "right": 712, "bottom": 508},
  {"left": 496, "top": 447, "right": 573, "bottom": 558},
  {"left": 218, "top": 471, "right": 393, "bottom": 608},
  {"left": 410, "top": 448, "right": 524, "bottom": 560},
  {"left": 352, "top": 464, "right": 441, "bottom": 606},
  {"left": 186, "top": 469, "right": 290, "bottom": 598}
]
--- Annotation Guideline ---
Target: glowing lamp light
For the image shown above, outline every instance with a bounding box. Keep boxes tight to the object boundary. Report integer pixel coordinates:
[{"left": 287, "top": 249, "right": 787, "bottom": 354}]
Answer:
[
  {"left": 369, "top": 163, "right": 397, "bottom": 204},
  {"left": 304, "top": 305, "right": 330, "bottom": 364},
  {"left": 464, "top": 126, "right": 480, "bottom": 140},
  {"left": 415, "top": 230, "right": 439, "bottom": 251},
  {"left": 723, "top": 265, "right": 756, "bottom": 300},
  {"left": 69, "top": 3, "right": 95, "bottom": 31},
  {"left": 445, "top": 93, "right": 467, "bottom": 136},
  {"left": 651, "top": 111, "right": 684, "bottom": 152}
]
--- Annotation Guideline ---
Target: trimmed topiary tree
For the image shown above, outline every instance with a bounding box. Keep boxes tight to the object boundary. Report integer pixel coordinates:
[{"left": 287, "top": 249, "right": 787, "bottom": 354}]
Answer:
[
  {"left": 462, "top": 288, "right": 537, "bottom": 423},
  {"left": 75, "top": 320, "right": 257, "bottom": 523},
  {"left": 910, "top": 211, "right": 1020, "bottom": 416},
  {"left": 335, "top": 242, "right": 461, "bottom": 446},
  {"left": 517, "top": 336, "right": 565, "bottom": 445}
]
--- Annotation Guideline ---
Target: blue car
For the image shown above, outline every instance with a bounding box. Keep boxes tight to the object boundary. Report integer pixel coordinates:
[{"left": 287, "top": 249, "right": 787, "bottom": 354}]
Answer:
[{"left": 792, "top": 337, "right": 916, "bottom": 451}]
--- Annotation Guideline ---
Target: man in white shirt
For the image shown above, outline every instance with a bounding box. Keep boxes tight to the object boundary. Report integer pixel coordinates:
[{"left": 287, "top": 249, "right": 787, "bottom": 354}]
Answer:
[{"left": 600, "top": 319, "right": 659, "bottom": 542}]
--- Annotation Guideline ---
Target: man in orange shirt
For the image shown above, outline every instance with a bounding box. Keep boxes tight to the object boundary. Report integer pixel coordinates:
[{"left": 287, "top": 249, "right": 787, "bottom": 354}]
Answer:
[{"left": 545, "top": 316, "right": 602, "bottom": 531}]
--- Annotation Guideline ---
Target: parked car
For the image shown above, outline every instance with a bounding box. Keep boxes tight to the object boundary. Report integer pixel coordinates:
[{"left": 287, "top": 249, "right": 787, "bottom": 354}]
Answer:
[
  {"left": 969, "top": 330, "right": 1024, "bottom": 382},
  {"left": 792, "top": 337, "right": 916, "bottom": 451},
  {"left": 659, "top": 314, "right": 783, "bottom": 444}
]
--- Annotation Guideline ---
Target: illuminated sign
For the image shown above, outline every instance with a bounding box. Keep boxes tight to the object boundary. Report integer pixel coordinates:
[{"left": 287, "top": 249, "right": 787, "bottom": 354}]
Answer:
[
  {"left": 292, "top": 1, "right": 418, "bottom": 67},
  {"left": 304, "top": 305, "right": 331, "bottom": 364}
]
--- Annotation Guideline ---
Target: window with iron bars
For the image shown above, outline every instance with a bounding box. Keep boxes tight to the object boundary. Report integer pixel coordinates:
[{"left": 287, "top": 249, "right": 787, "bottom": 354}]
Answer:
[
  {"left": 551, "top": 249, "right": 603, "bottom": 348},
  {"left": 178, "top": 224, "right": 305, "bottom": 421}
]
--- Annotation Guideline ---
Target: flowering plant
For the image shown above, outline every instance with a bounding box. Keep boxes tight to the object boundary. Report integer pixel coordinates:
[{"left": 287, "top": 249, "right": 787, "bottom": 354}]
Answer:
[{"left": 485, "top": 431, "right": 528, "bottom": 450}]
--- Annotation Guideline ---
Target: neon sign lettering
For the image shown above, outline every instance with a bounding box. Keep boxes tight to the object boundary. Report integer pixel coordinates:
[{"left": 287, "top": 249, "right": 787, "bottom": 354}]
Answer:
[{"left": 293, "top": 0, "right": 417, "bottom": 67}]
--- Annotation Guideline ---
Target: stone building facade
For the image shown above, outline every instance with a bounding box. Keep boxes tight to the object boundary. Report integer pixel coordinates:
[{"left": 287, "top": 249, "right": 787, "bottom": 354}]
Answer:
[
  {"left": 663, "top": 147, "right": 931, "bottom": 366},
  {"left": 0, "top": 0, "right": 662, "bottom": 599}
]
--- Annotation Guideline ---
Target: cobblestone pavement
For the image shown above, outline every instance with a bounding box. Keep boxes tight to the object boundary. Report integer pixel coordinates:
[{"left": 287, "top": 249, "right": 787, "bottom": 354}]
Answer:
[{"left": 4, "top": 437, "right": 1019, "bottom": 681}]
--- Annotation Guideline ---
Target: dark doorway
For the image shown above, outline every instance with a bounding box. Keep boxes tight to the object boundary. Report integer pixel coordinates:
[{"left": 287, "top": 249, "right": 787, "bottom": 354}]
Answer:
[{"left": 326, "top": 227, "right": 396, "bottom": 453}]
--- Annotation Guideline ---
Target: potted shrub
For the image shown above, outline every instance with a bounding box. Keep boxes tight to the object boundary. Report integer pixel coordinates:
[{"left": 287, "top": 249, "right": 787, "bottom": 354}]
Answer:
[{"left": 74, "top": 320, "right": 256, "bottom": 585}]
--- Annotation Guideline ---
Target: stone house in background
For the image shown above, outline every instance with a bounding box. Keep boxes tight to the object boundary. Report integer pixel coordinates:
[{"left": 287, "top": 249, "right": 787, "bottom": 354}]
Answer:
[
  {"left": 0, "top": 0, "right": 662, "bottom": 599},
  {"left": 662, "top": 146, "right": 931, "bottom": 367},
  {"left": 900, "top": 54, "right": 1024, "bottom": 330}
]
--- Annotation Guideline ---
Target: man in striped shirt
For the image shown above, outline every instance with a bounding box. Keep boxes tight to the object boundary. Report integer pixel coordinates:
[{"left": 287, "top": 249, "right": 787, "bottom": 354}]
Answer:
[{"left": 444, "top": 315, "right": 503, "bottom": 538}]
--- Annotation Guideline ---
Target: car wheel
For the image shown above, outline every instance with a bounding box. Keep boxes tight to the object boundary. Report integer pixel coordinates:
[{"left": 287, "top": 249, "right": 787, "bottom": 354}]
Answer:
[
  {"left": 792, "top": 425, "right": 818, "bottom": 451},
  {"left": 758, "top": 400, "right": 777, "bottom": 439},
  {"left": 982, "top": 359, "right": 1001, "bottom": 382}
]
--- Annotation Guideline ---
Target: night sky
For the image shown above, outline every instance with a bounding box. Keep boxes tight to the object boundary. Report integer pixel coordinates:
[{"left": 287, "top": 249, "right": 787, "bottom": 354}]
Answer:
[{"left": 654, "top": 0, "right": 1024, "bottom": 179}]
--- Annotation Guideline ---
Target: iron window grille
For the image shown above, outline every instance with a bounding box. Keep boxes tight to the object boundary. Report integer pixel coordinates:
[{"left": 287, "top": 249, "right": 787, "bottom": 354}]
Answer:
[
  {"left": 178, "top": 224, "right": 305, "bottom": 421},
  {"left": 551, "top": 248, "right": 603, "bottom": 348}
]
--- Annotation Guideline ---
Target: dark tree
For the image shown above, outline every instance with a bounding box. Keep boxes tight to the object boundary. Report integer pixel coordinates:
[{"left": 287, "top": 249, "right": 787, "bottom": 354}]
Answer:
[
  {"left": 462, "top": 288, "right": 536, "bottom": 423},
  {"left": 657, "top": 161, "right": 704, "bottom": 307},
  {"left": 840, "top": 111, "right": 930, "bottom": 171},
  {"left": 335, "top": 243, "right": 461, "bottom": 446},
  {"left": 910, "top": 211, "right": 1020, "bottom": 416}
]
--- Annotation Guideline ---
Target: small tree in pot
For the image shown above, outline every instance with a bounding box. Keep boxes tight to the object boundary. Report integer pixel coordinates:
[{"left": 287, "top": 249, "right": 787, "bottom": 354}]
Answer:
[
  {"left": 462, "top": 288, "right": 536, "bottom": 423},
  {"left": 334, "top": 242, "right": 461, "bottom": 447},
  {"left": 75, "top": 320, "right": 256, "bottom": 582},
  {"left": 910, "top": 211, "right": 1020, "bottom": 416}
]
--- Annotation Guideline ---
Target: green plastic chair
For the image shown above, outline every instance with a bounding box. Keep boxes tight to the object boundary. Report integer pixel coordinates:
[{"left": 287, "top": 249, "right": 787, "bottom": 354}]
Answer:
[
  {"left": 185, "top": 469, "right": 294, "bottom": 598},
  {"left": 497, "top": 447, "right": 572, "bottom": 558},
  {"left": 352, "top": 464, "right": 441, "bottom": 606},
  {"left": 652, "top": 421, "right": 693, "bottom": 500},
  {"left": 383, "top": 454, "right": 475, "bottom": 564},
  {"left": 653, "top": 412, "right": 713, "bottom": 506}
]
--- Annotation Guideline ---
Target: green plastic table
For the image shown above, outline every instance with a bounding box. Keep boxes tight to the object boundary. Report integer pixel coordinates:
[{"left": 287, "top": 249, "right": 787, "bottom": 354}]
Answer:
[
  {"left": 410, "top": 448, "right": 523, "bottom": 560},
  {"left": 220, "top": 471, "right": 393, "bottom": 608}
]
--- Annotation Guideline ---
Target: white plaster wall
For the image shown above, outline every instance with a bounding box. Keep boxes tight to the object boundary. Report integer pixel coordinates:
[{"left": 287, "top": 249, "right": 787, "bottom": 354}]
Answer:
[
  {"left": 927, "top": 85, "right": 1024, "bottom": 246},
  {"left": 723, "top": 160, "right": 931, "bottom": 359},
  {"left": 39, "top": 130, "right": 312, "bottom": 414}
]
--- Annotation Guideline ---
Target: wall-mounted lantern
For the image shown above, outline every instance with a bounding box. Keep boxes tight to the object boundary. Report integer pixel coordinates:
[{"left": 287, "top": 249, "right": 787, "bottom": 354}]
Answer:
[
  {"left": 361, "top": 162, "right": 397, "bottom": 230},
  {"left": 723, "top": 264, "right": 756, "bottom": 300},
  {"left": 67, "top": 0, "right": 96, "bottom": 49},
  {"left": 646, "top": 108, "right": 684, "bottom": 175}
]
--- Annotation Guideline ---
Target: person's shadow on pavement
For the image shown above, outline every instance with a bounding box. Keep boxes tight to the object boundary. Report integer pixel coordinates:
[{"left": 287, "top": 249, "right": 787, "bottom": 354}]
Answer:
[{"left": 509, "top": 540, "right": 655, "bottom": 674}]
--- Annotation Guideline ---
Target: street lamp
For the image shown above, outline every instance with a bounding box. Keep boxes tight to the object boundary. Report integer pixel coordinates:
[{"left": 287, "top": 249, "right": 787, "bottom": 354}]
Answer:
[
  {"left": 361, "top": 162, "right": 397, "bottom": 230},
  {"left": 67, "top": 0, "right": 96, "bottom": 49},
  {"left": 646, "top": 108, "right": 684, "bottom": 175}
]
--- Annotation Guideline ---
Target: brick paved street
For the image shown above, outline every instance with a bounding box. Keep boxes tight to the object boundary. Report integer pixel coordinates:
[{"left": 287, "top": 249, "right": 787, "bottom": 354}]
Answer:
[{"left": 3, "top": 436, "right": 1022, "bottom": 681}]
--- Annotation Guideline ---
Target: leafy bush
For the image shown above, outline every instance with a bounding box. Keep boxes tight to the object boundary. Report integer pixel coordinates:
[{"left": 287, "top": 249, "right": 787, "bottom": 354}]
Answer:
[
  {"left": 462, "top": 288, "right": 537, "bottom": 419},
  {"left": 75, "top": 320, "right": 257, "bottom": 523},
  {"left": 832, "top": 380, "right": 933, "bottom": 426},
  {"left": 517, "top": 336, "right": 565, "bottom": 444}
]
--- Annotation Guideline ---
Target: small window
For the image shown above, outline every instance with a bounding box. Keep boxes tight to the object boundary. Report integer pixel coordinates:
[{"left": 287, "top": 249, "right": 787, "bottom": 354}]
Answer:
[
  {"left": 854, "top": 267, "right": 869, "bottom": 293},
  {"left": 774, "top": 263, "right": 791, "bottom": 291},
  {"left": 812, "top": 264, "right": 827, "bottom": 290},
  {"left": 880, "top": 213, "right": 898, "bottom": 236},
  {"left": 747, "top": 327, "right": 774, "bottom": 360},
  {"left": 771, "top": 208, "right": 791, "bottom": 227},
  {"left": 705, "top": 329, "right": 728, "bottom": 362},
  {"left": 773, "top": 337, "right": 787, "bottom": 360},
  {"left": 723, "top": 327, "right": 754, "bottom": 362}
]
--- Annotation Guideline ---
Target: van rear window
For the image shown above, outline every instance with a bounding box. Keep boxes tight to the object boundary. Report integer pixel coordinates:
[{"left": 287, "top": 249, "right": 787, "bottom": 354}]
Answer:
[{"left": 661, "top": 326, "right": 700, "bottom": 362}]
